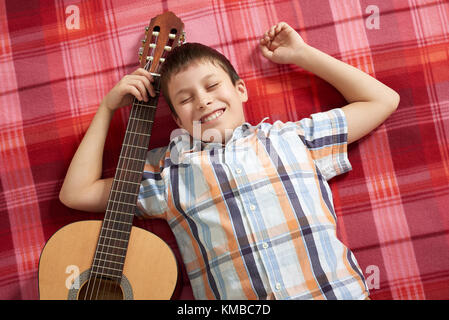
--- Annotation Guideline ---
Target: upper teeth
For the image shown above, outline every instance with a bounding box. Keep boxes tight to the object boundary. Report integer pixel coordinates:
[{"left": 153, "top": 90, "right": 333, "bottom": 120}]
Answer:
[{"left": 202, "top": 109, "right": 224, "bottom": 123}]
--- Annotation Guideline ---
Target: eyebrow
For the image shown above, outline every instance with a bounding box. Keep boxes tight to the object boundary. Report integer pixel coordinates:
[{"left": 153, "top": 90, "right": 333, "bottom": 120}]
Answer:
[{"left": 173, "top": 73, "right": 216, "bottom": 99}]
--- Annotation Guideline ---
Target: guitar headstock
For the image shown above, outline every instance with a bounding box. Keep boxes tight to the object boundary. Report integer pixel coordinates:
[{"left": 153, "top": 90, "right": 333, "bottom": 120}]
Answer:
[{"left": 138, "top": 11, "right": 185, "bottom": 75}]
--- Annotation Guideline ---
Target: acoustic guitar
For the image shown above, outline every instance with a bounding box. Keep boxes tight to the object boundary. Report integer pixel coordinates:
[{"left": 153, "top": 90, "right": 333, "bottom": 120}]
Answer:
[{"left": 38, "top": 11, "right": 185, "bottom": 300}]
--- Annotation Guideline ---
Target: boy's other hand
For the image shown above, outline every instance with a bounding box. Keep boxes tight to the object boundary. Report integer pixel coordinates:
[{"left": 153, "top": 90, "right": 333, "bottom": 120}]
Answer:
[
  {"left": 259, "top": 22, "right": 306, "bottom": 65},
  {"left": 102, "top": 68, "right": 156, "bottom": 112}
]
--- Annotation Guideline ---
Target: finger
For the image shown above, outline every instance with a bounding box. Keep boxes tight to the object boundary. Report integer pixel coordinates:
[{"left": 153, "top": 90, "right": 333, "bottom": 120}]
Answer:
[
  {"left": 128, "top": 78, "right": 150, "bottom": 101},
  {"left": 259, "top": 43, "right": 273, "bottom": 60},
  {"left": 126, "top": 85, "right": 145, "bottom": 102},
  {"left": 260, "top": 30, "right": 269, "bottom": 42},
  {"left": 268, "top": 25, "right": 276, "bottom": 38},
  {"left": 133, "top": 68, "right": 154, "bottom": 83},
  {"left": 135, "top": 69, "right": 156, "bottom": 96},
  {"left": 273, "top": 22, "right": 290, "bottom": 37},
  {"left": 279, "top": 22, "right": 295, "bottom": 35},
  {"left": 260, "top": 37, "right": 270, "bottom": 46},
  {"left": 275, "top": 22, "right": 283, "bottom": 34},
  {"left": 130, "top": 74, "right": 155, "bottom": 98}
]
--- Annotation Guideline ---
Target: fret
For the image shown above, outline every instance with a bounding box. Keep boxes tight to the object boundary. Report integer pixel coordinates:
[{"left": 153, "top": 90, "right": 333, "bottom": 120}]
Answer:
[
  {"left": 107, "top": 194, "right": 138, "bottom": 205},
  {"left": 113, "top": 179, "right": 141, "bottom": 186},
  {"left": 116, "top": 168, "right": 142, "bottom": 175},
  {"left": 100, "top": 228, "right": 130, "bottom": 242},
  {"left": 133, "top": 102, "right": 156, "bottom": 108},
  {"left": 106, "top": 209, "right": 136, "bottom": 217},
  {"left": 97, "top": 242, "right": 128, "bottom": 251},
  {"left": 91, "top": 264, "right": 124, "bottom": 274},
  {"left": 93, "top": 261, "right": 124, "bottom": 274},
  {"left": 107, "top": 196, "right": 138, "bottom": 206},
  {"left": 122, "top": 143, "right": 148, "bottom": 150},
  {"left": 102, "top": 226, "right": 130, "bottom": 235},
  {"left": 93, "top": 245, "right": 127, "bottom": 262},
  {"left": 103, "top": 218, "right": 132, "bottom": 227},
  {"left": 97, "top": 240, "right": 128, "bottom": 251},
  {"left": 118, "top": 156, "right": 146, "bottom": 163},
  {"left": 94, "top": 249, "right": 126, "bottom": 259},
  {"left": 93, "top": 257, "right": 124, "bottom": 266},
  {"left": 126, "top": 131, "right": 151, "bottom": 137},
  {"left": 99, "top": 233, "right": 130, "bottom": 242},
  {"left": 102, "top": 215, "right": 134, "bottom": 230},
  {"left": 99, "top": 230, "right": 131, "bottom": 244},
  {"left": 108, "top": 199, "right": 136, "bottom": 207},
  {"left": 89, "top": 269, "right": 122, "bottom": 280},
  {"left": 119, "top": 149, "right": 147, "bottom": 161},
  {"left": 129, "top": 116, "right": 154, "bottom": 123},
  {"left": 111, "top": 189, "right": 137, "bottom": 197},
  {"left": 108, "top": 200, "right": 136, "bottom": 210}
]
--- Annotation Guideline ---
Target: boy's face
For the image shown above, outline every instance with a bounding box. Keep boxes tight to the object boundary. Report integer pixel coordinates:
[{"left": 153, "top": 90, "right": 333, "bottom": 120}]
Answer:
[{"left": 168, "top": 61, "right": 248, "bottom": 143}]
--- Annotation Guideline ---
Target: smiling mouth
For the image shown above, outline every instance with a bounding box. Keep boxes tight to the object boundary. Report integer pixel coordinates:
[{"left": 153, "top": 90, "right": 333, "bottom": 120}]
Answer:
[{"left": 200, "top": 108, "right": 226, "bottom": 124}]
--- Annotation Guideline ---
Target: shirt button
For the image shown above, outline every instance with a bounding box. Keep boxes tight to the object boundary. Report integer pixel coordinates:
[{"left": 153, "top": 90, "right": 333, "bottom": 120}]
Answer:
[
  {"left": 235, "top": 168, "right": 242, "bottom": 174},
  {"left": 262, "top": 242, "right": 269, "bottom": 249},
  {"left": 249, "top": 204, "right": 256, "bottom": 211},
  {"left": 275, "top": 283, "right": 282, "bottom": 290}
]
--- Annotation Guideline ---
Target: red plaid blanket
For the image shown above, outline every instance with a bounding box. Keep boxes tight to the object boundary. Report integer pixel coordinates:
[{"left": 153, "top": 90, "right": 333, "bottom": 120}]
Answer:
[{"left": 1, "top": 0, "right": 448, "bottom": 300}]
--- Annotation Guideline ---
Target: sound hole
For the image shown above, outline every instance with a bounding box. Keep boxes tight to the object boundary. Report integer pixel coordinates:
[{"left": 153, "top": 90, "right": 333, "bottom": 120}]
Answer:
[{"left": 77, "top": 277, "right": 124, "bottom": 300}]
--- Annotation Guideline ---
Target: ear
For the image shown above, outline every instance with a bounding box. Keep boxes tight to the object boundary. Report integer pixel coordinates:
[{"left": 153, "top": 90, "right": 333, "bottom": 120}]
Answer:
[{"left": 235, "top": 79, "right": 248, "bottom": 102}]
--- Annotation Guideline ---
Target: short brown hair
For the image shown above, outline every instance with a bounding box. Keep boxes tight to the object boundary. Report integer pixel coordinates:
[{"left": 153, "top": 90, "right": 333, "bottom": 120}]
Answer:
[{"left": 159, "top": 42, "right": 240, "bottom": 118}]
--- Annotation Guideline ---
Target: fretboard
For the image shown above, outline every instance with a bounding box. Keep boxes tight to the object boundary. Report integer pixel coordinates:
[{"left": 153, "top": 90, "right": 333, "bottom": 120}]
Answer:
[{"left": 91, "top": 75, "right": 160, "bottom": 279}]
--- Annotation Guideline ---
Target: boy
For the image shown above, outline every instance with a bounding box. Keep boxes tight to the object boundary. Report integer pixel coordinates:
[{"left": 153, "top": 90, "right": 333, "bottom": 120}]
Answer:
[{"left": 59, "top": 22, "right": 399, "bottom": 299}]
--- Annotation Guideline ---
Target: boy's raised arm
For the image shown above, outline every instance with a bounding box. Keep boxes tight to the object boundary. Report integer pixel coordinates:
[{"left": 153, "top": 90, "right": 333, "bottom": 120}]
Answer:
[
  {"left": 59, "top": 68, "right": 155, "bottom": 212},
  {"left": 259, "top": 22, "right": 399, "bottom": 144}
]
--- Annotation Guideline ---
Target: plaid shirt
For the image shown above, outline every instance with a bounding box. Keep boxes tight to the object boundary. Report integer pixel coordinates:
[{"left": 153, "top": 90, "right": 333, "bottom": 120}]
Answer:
[{"left": 137, "top": 108, "right": 369, "bottom": 300}]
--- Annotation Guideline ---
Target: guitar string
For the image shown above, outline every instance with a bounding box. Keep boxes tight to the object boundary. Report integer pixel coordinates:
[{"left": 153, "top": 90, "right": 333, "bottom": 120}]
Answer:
[
  {"left": 79, "top": 47, "right": 147, "bottom": 299},
  {"left": 84, "top": 92, "right": 143, "bottom": 299},
  {"left": 90, "top": 71, "right": 150, "bottom": 300},
  {"left": 92, "top": 58, "right": 152, "bottom": 300},
  {"left": 90, "top": 32, "right": 159, "bottom": 300},
  {"left": 86, "top": 26, "right": 177, "bottom": 299}
]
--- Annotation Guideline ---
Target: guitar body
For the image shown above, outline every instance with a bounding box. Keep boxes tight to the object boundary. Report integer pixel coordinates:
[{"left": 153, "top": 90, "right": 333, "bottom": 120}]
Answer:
[{"left": 38, "top": 220, "right": 178, "bottom": 300}]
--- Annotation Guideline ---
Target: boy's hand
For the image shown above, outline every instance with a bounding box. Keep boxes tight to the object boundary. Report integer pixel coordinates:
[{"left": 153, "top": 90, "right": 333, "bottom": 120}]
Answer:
[
  {"left": 102, "top": 68, "right": 156, "bottom": 112},
  {"left": 259, "top": 22, "right": 306, "bottom": 65}
]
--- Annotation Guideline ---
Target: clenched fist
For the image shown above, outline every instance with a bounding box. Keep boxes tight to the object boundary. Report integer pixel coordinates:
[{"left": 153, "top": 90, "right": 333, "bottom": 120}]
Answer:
[
  {"left": 102, "top": 68, "right": 156, "bottom": 112},
  {"left": 259, "top": 22, "right": 306, "bottom": 65}
]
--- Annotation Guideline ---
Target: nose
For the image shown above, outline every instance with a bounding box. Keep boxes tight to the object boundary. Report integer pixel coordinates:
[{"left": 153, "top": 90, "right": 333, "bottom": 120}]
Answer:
[{"left": 197, "top": 91, "right": 213, "bottom": 109}]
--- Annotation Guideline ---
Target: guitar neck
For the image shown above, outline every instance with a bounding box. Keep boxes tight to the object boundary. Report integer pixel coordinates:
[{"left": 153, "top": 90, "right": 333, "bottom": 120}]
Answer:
[
  {"left": 107, "top": 75, "right": 160, "bottom": 224},
  {"left": 91, "top": 75, "right": 160, "bottom": 280}
]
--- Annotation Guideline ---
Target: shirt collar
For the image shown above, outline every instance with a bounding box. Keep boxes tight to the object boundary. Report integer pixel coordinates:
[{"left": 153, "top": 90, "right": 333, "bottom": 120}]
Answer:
[{"left": 168, "top": 117, "right": 270, "bottom": 159}]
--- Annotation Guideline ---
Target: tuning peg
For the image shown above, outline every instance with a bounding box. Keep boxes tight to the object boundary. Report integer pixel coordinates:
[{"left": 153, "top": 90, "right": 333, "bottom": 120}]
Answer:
[{"left": 179, "top": 31, "right": 186, "bottom": 44}]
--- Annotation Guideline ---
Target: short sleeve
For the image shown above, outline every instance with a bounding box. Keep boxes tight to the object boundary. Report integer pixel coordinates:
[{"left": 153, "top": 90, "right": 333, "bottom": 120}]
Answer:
[
  {"left": 136, "top": 146, "right": 168, "bottom": 219},
  {"left": 296, "top": 108, "right": 352, "bottom": 181}
]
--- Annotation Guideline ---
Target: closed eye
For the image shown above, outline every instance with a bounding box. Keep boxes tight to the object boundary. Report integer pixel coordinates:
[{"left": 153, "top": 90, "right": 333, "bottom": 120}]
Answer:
[
  {"left": 180, "top": 97, "right": 192, "bottom": 104},
  {"left": 207, "top": 83, "right": 219, "bottom": 89}
]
